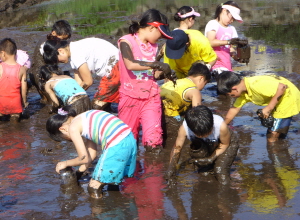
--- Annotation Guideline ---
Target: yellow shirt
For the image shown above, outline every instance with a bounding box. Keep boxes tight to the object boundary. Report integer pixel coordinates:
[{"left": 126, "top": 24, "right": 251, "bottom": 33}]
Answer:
[
  {"left": 163, "top": 29, "right": 217, "bottom": 79},
  {"left": 160, "top": 78, "right": 197, "bottom": 117},
  {"left": 234, "top": 75, "right": 300, "bottom": 118}
]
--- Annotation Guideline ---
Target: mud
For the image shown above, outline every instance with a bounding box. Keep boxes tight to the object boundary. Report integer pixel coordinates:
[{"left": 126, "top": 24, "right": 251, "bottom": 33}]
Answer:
[{"left": 1, "top": 0, "right": 300, "bottom": 219}]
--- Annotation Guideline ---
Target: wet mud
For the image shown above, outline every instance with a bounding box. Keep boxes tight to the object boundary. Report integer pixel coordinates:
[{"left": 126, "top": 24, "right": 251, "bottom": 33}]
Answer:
[{"left": 1, "top": 0, "right": 300, "bottom": 219}]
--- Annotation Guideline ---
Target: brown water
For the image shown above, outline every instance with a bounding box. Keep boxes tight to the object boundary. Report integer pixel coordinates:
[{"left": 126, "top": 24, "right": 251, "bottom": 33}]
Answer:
[{"left": 1, "top": 0, "right": 300, "bottom": 219}]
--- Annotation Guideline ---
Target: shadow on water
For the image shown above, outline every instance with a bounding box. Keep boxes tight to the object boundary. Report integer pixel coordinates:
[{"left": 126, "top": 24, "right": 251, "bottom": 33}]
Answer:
[{"left": 0, "top": 0, "right": 300, "bottom": 219}]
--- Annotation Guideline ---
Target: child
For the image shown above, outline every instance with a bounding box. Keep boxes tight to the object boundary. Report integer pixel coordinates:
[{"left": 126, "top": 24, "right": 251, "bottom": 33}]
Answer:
[
  {"left": 0, "top": 38, "right": 27, "bottom": 122},
  {"left": 30, "top": 20, "right": 72, "bottom": 105},
  {"left": 204, "top": 1, "right": 248, "bottom": 75},
  {"left": 43, "top": 37, "right": 120, "bottom": 110},
  {"left": 118, "top": 9, "right": 173, "bottom": 153},
  {"left": 163, "top": 29, "right": 217, "bottom": 79},
  {"left": 161, "top": 61, "right": 211, "bottom": 119},
  {"left": 46, "top": 106, "right": 137, "bottom": 199},
  {"left": 217, "top": 71, "right": 300, "bottom": 142},
  {"left": 40, "top": 64, "right": 91, "bottom": 114},
  {"left": 174, "top": 6, "right": 200, "bottom": 30},
  {"left": 165, "top": 105, "right": 238, "bottom": 185}
]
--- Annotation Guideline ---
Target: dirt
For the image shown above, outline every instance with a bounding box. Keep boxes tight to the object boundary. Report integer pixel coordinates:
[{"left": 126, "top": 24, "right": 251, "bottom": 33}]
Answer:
[{"left": 0, "top": 0, "right": 49, "bottom": 12}]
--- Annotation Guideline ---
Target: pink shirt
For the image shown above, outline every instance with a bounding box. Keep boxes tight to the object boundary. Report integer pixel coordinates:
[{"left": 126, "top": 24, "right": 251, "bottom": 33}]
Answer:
[
  {"left": 118, "top": 34, "right": 160, "bottom": 99},
  {"left": 205, "top": 20, "right": 238, "bottom": 71}
]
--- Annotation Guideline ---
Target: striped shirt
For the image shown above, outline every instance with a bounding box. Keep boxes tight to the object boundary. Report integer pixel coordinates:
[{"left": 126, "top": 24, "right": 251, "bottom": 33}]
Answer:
[{"left": 81, "top": 110, "right": 131, "bottom": 150}]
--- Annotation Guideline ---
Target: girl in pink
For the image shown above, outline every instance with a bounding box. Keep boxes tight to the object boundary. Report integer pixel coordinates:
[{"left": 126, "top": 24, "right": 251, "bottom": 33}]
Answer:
[
  {"left": 204, "top": 1, "right": 244, "bottom": 75},
  {"left": 118, "top": 9, "right": 173, "bottom": 153}
]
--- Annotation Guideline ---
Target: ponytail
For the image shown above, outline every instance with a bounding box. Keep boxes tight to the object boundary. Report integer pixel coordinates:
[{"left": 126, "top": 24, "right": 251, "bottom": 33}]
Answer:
[
  {"left": 46, "top": 106, "right": 77, "bottom": 142},
  {"left": 39, "top": 64, "right": 63, "bottom": 90}
]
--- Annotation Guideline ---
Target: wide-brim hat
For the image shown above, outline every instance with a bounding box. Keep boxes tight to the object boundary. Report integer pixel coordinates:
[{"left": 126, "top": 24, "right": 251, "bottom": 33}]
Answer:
[
  {"left": 147, "top": 22, "right": 173, "bottom": 39},
  {"left": 165, "top": 30, "right": 189, "bottom": 59}
]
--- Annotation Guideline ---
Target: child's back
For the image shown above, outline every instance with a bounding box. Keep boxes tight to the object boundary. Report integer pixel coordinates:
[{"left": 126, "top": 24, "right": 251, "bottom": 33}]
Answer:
[{"left": 0, "top": 62, "right": 23, "bottom": 114}]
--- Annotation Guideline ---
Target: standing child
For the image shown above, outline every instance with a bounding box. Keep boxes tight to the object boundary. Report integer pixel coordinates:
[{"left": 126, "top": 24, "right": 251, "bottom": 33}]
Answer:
[
  {"left": 0, "top": 38, "right": 27, "bottom": 122},
  {"left": 40, "top": 64, "right": 91, "bottom": 114},
  {"left": 118, "top": 9, "right": 173, "bottom": 153},
  {"left": 43, "top": 37, "right": 120, "bottom": 110},
  {"left": 217, "top": 71, "right": 300, "bottom": 142},
  {"left": 204, "top": 1, "right": 248, "bottom": 76},
  {"left": 46, "top": 106, "right": 137, "bottom": 198}
]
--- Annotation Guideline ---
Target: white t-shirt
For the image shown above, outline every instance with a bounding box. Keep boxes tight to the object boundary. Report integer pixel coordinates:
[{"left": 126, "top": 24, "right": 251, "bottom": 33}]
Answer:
[
  {"left": 183, "top": 114, "right": 223, "bottom": 142},
  {"left": 69, "top": 38, "right": 119, "bottom": 77}
]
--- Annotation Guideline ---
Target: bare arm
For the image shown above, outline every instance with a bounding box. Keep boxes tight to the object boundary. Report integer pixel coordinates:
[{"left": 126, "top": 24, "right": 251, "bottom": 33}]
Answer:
[
  {"left": 262, "top": 83, "right": 287, "bottom": 118},
  {"left": 20, "top": 66, "right": 28, "bottom": 107},
  {"left": 77, "top": 63, "right": 93, "bottom": 90},
  {"left": 184, "top": 88, "right": 202, "bottom": 107},
  {"left": 45, "top": 83, "right": 59, "bottom": 106},
  {"left": 225, "top": 107, "right": 241, "bottom": 124}
]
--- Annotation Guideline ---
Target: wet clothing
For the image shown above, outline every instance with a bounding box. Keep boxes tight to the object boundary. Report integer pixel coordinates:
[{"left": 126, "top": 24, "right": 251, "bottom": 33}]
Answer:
[
  {"left": 164, "top": 29, "right": 217, "bottom": 79},
  {"left": 93, "top": 61, "right": 120, "bottom": 103},
  {"left": 0, "top": 62, "right": 22, "bottom": 114},
  {"left": 183, "top": 114, "right": 223, "bottom": 142},
  {"left": 80, "top": 110, "right": 136, "bottom": 184},
  {"left": 234, "top": 75, "right": 300, "bottom": 118},
  {"left": 48, "top": 78, "right": 86, "bottom": 105},
  {"left": 118, "top": 34, "right": 163, "bottom": 147},
  {"left": 69, "top": 38, "right": 119, "bottom": 77},
  {"left": 92, "top": 132, "right": 137, "bottom": 184},
  {"left": 205, "top": 20, "right": 238, "bottom": 71},
  {"left": 271, "top": 117, "right": 292, "bottom": 134},
  {"left": 160, "top": 78, "right": 197, "bottom": 117}
]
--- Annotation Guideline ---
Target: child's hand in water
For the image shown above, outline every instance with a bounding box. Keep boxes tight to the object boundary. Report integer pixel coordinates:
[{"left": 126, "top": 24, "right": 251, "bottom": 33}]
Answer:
[{"left": 56, "top": 161, "right": 67, "bottom": 173}]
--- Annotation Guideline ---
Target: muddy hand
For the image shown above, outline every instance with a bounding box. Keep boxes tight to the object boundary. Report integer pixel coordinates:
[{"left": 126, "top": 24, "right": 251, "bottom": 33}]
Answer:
[
  {"left": 56, "top": 161, "right": 67, "bottom": 174},
  {"left": 165, "top": 70, "right": 177, "bottom": 86},
  {"left": 193, "top": 152, "right": 217, "bottom": 166},
  {"left": 230, "top": 38, "right": 248, "bottom": 45}
]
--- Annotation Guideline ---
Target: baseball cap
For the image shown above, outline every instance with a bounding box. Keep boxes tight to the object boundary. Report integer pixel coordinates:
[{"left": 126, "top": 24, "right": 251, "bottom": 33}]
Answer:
[
  {"left": 147, "top": 22, "right": 173, "bottom": 39},
  {"left": 165, "top": 30, "right": 189, "bottom": 59},
  {"left": 222, "top": 5, "right": 243, "bottom": 23}
]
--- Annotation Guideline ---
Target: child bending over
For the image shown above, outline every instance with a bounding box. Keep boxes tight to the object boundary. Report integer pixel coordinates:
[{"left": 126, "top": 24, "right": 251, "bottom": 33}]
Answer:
[
  {"left": 165, "top": 105, "right": 239, "bottom": 185},
  {"left": 46, "top": 106, "right": 137, "bottom": 198},
  {"left": 0, "top": 38, "right": 27, "bottom": 122},
  {"left": 217, "top": 71, "right": 300, "bottom": 142},
  {"left": 40, "top": 64, "right": 91, "bottom": 114}
]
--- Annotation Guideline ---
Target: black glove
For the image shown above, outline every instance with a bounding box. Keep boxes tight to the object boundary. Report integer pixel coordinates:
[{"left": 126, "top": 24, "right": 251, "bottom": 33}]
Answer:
[
  {"left": 191, "top": 151, "right": 218, "bottom": 166},
  {"left": 229, "top": 38, "right": 248, "bottom": 46}
]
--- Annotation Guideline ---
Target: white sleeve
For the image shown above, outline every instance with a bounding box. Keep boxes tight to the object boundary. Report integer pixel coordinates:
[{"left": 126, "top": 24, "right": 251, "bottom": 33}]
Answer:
[
  {"left": 204, "top": 20, "right": 219, "bottom": 37},
  {"left": 231, "top": 26, "right": 238, "bottom": 38}
]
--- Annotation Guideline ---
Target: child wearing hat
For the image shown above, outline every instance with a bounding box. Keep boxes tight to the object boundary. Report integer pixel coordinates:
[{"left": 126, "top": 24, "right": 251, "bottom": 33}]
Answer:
[{"left": 205, "top": 1, "right": 248, "bottom": 75}]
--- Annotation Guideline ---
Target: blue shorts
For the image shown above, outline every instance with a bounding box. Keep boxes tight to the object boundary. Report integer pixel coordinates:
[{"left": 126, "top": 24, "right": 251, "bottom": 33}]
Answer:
[
  {"left": 92, "top": 132, "right": 137, "bottom": 184},
  {"left": 270, "top": 117, "right": 292, "bottom": 134}
]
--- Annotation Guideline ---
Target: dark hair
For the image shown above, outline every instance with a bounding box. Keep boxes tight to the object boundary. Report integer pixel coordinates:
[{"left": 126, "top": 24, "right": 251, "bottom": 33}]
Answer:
[
  {"left": 214, "top": 1, "right": 240, "bottom": 21},
  {"left": 39, "top": 64, "right": 63, "bottom": 90},
  {"left": 217, "top": 71, "right": 242, "bottom": 94},
  {"left": 0, "top": 38, "right": 17, "bottom": 55},
  {"left": 174, "top": 6, "right": 195, "bottom": 21},
  {"left": 52, "top": 20, "right": 72, "bottom": 39},
  {"left": 188, "top": 61, "right": 211, "bottom": 82},
  {"left": 185, "top": 105, "right": 214, "bottom": 137},
  {"left": 43, "top": 39, "right": 69, "bottom": 65},
  {"left": 46, "top": 106, "right": 77, "bottom": 142},
  {"left": 129, "top": 9, "right": 169, "bottom": 35}
]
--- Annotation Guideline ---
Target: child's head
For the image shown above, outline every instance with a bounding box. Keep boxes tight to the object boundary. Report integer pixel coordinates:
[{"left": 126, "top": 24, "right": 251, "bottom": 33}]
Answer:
[
  {"left": 129, "top": 9, "right": 172, "bottom": 42},
  {"left": 214, "top": 1, "right": 243, "bottom": 24},
  {"left": 185, "top": 105, "right": 214, "bottom": 138},
  {"left": 39, "top": 64, "right": 63, "bottom": 88},
  {"left": 49, "top": 20, "right": 72, "bottom": 40},
  {"left": 174, "top": 6, "right": 200, "bottom": 23},
  {"left": 0, "top": 38, "right": 17, "bottom": 60},
  {"left": 46, "top": 106, "right": 77, "bottom": 142},
  {"left": 43, "top": 39, "right": 70, "bottom": 65},
  {"left": 165, "top": 29, "right": 189, "bottom": 59},
  {"left": 188, "top": 61, "right": 211, "bottom": 90},
  {"left": 217, "top": 71, "right": 242, "bottom": 96}
]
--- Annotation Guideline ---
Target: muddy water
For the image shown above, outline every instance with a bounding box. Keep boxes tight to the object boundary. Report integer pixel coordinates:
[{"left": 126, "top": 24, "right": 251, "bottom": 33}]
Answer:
[{"left": 1, "top": 0, "right": 300, "bottom": 219}]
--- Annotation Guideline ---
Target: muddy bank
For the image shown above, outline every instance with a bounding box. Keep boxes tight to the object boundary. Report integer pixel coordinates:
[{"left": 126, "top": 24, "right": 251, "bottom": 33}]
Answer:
[{"left": 0, "top": 0, "right": 49, "bottom": 12}]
